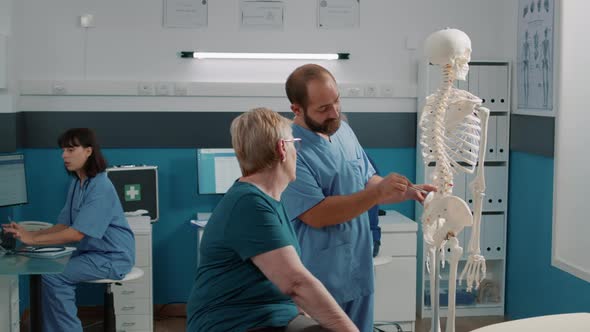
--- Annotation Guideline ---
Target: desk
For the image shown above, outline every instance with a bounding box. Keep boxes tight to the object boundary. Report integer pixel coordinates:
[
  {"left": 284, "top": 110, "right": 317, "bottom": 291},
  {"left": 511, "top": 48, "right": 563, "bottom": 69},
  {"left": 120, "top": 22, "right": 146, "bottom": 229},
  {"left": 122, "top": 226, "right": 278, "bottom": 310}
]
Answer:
[
  {"left": 471, "top": 313, "right": 590, "bottom": 332},
  {"left": 0, "top": 253, "right": 72, "bottom": 332}
]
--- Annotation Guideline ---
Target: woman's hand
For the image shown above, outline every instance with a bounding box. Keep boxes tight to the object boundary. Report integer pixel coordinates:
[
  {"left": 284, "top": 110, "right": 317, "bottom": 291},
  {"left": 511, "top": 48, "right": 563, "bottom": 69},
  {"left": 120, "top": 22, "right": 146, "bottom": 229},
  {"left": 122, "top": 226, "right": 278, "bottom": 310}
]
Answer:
[{"left": 2, "top": 222, "right": 36, "bottom": 245}]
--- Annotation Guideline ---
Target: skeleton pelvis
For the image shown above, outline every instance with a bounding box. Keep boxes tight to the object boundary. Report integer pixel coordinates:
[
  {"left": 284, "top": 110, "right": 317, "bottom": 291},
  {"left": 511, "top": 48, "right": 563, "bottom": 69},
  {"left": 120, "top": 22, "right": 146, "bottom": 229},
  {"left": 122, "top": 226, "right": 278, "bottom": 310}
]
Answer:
[{"left": 423, "top": 195, "right": 472, "bottom": 244}]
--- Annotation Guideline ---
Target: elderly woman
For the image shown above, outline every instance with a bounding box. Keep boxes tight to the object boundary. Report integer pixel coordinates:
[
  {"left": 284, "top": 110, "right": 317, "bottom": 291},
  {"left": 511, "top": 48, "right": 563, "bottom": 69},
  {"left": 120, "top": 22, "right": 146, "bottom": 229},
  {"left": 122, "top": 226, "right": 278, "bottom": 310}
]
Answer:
[{"left": 187, "top": 108, "right": 358, "bottom": 332}]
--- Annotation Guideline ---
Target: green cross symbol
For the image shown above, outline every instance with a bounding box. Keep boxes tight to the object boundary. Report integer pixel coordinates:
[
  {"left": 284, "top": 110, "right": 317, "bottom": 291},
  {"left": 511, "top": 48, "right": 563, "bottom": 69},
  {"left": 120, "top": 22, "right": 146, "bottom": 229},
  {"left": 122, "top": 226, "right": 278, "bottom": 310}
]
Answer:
[{"left": 124, "top": 184, "right": 141, "bottom": 202}]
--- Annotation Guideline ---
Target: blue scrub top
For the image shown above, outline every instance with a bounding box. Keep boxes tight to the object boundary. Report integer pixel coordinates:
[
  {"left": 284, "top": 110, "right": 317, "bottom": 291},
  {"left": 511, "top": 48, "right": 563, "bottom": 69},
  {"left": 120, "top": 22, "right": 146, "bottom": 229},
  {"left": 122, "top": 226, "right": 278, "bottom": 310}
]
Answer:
[
  {"left": 282, "top": 121, "right": 376, "bottom": 303},
  {"left": 57, "top": 172, "right": 135, "bottom": 278}
]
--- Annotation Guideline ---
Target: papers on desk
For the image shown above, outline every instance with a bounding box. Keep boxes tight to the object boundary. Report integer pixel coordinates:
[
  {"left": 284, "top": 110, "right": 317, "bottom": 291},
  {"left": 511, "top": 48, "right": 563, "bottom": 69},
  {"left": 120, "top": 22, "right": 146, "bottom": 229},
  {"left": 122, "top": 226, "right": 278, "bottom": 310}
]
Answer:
[{"left": 17, "top": 246, "right": 76, "bottom": 259}]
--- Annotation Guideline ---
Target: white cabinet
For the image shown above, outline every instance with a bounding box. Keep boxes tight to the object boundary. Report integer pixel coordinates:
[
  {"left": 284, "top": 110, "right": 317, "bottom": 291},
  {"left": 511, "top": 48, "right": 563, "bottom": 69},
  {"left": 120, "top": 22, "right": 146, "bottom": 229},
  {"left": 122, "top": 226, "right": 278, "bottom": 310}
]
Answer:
[
  {"left": 113, "top": 216, "right": 153, "bottom": 332},
  {"left": 373, "top": 211, "right": 417, "bottom": 332},
  {"left": 416, "top": 61, "right": 510, "bottom": 318},
  {"left": 0, "top": 276, "right": 20, "bottom": 332},
  {"left": 486, "top": 115, "right": 510, "bottom": 162}
]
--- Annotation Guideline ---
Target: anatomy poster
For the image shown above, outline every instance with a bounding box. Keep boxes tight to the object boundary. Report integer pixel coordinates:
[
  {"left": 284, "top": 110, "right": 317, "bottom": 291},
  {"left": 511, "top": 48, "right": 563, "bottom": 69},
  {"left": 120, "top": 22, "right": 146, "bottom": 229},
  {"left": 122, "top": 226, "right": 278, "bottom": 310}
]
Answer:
[{"left": 517, "top": 0, "right": 554, "bottom": 115}]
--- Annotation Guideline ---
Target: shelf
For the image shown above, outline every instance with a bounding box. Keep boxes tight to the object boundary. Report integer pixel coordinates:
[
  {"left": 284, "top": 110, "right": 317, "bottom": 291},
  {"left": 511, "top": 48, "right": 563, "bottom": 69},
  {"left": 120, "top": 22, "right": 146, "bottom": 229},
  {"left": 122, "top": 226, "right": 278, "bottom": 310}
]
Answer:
[
  {"left": 424, "top": 302, "right": 503, "bottom": 310},
  {"left": 422, "top": 303, "right": 504, "bottom": 318}
]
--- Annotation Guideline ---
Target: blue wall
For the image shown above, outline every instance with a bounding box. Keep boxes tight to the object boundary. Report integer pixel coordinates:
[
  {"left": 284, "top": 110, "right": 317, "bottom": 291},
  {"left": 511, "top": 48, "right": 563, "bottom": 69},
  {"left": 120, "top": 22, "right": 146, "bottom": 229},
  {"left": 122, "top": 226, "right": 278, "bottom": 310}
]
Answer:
[
  {"left": 11, "top": 147, "right": 590, "bottom": 316},
  {"left": 365, "top": 148, "right": 417, "bottom": 219},
  {"left": 505, "top": 152, "right": 590, "bottom": 319},
  {"left": 1, "top": 147, "right": 417, "bottom": 308}
]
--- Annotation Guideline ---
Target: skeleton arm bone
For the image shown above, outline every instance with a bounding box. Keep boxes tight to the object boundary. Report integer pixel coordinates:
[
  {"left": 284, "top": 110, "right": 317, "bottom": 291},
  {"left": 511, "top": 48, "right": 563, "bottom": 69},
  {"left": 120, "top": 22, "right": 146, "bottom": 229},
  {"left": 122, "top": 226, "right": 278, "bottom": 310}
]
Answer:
[{"left": 460, "top": 106, "right": 490, "bottom": 291}]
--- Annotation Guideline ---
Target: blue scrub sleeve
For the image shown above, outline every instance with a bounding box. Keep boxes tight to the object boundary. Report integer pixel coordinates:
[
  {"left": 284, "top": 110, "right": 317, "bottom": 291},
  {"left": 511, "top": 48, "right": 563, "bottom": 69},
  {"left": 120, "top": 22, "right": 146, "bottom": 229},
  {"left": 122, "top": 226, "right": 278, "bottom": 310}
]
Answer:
[
  {"left": 70, "top": 186, "right": 115, "bottom": 239},
  {"left": 56, "top": 183, "right": 74, "bottom": 226},
  {"left": 282, "top": 157, "right": 326, "bottom": 222},
  {"left": 225, "top": 194, "right": 294, "bottom": 261},
  {"left": 361, "top": 149, "right": 377, "bottom": 181}
]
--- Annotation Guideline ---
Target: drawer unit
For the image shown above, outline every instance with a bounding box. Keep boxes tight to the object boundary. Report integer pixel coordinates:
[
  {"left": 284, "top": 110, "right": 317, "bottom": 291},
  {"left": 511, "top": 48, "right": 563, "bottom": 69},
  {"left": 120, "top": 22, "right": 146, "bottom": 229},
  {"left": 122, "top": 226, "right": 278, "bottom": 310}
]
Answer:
[
  {"left": 0, "top": 276, "right": 20, "bottom": 332},
  {"left": 115, "top": 314, "right": 151, "bottom": 331},
  {"left": 114, "top": 216, "right": 153, "bottom": 332}
]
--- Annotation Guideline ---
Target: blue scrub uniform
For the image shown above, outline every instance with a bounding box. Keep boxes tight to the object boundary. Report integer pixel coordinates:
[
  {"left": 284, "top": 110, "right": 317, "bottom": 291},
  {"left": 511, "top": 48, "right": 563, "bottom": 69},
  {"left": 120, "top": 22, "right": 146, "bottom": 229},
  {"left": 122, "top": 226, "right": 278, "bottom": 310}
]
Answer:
[
  {"left": 42, "top": 172, "right": 135, "bottom": 332},
  {"left": 366, "top": 155, "right": 382, "bottom": 257},
  {"left": 282, "top": 122, "right": 376, "bottom": 332}
]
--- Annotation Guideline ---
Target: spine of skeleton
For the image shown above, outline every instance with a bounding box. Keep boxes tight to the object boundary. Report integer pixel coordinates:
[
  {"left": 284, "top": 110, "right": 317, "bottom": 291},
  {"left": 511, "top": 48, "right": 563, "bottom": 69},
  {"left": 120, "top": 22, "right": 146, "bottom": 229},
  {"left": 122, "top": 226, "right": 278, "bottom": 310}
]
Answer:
[{"left": 431, "top": 64, "right": 455, "bottom": 197}]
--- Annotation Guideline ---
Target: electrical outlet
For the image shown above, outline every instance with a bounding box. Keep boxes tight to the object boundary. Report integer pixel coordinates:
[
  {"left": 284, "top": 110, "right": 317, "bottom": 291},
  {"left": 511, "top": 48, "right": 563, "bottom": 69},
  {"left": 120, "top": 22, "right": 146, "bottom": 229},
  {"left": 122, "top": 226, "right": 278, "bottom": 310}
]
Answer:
[
  {"left": 347, "top": 87, "right": 362, "bottom": 97},
  {"left": 138, "top": 82, "right": 154, "bottom": 96},
  {"left": 174, "top": 83, "right": 189, "bottom": 96},
  {"left": 52, "top": 81, "right": 66, "bottom": 95},
  {"left": 364, "top": 84, "right": 378, "bottom": 97},
  {"left": 380, "top": 84, "right": 394, "bottom": 97},
  {"left": 155, "top": 82, "right": 173, "bottom": 96}
]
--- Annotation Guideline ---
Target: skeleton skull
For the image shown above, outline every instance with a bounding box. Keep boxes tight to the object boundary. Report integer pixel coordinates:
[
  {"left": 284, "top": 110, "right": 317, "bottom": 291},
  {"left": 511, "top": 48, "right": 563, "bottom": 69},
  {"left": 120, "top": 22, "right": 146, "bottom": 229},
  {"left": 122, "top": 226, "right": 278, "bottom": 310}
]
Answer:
[{"left": 424, "top": 28, "right": 472, "bottom": 80}]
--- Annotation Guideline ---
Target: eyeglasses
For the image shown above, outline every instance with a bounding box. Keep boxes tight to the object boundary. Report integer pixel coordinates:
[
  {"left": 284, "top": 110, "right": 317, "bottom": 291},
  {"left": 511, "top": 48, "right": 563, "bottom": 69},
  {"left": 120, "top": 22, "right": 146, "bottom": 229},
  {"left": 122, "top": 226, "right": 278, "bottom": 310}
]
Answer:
[{"left": 283, "top": 138, "right": 302, "bottom": 152}]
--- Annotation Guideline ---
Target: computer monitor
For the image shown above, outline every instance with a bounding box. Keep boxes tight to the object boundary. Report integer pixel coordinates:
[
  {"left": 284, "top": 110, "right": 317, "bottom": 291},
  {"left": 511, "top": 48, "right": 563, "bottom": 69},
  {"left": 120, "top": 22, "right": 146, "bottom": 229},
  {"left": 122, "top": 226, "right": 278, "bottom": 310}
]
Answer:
[
  {"left": 197, "top": 148, "right": 242, "bottom": 194},
  {"left": 0, "top": 153, "right": 28, "bottom": 207}
]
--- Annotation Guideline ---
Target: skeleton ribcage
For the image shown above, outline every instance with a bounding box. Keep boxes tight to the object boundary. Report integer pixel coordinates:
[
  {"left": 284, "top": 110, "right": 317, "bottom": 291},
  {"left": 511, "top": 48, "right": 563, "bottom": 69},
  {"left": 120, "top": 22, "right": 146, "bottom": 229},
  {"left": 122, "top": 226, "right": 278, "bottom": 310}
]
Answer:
[{"left": 420, "top": 99, "right": 482, "bottom": 176}]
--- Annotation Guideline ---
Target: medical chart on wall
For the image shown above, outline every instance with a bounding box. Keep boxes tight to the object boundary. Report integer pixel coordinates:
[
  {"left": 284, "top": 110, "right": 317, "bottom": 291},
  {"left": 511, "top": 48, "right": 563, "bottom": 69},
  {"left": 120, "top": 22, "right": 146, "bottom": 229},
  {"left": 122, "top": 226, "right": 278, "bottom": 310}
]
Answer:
[
  {"left": 240, "top": 0, "right": 285, "bottom": 30},
  {"left": 517, "top": 0, "right": 554, "bottom": 115},
  {"left": 317, "top": 0, "right": 359, "bottom": 29},
  {"left": 164, "top": 0, "right": 208, "bottom": 28}
]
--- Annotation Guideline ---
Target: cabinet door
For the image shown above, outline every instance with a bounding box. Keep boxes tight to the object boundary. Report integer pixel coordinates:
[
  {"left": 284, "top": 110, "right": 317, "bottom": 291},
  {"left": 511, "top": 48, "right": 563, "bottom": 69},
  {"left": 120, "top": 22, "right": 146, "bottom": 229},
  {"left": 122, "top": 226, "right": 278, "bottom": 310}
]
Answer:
[
  {"left": 0, "top": 276, "right": 19, "bottom": 332},
  {"left": 493, "top": 65, "right": 510, "bottom": 111},
  {"left": 374, "top": 257, "right": 416, "bottom": 322},
  {"left": 113, "top": 277, "right": 151, "bottom": 299},
  {"left": 115, "top": 298, "right": 151, "bottom": 315},
  {"left": 381, "top": 233, "right": 417, "bottom": 257},
  {"left": 477, "top": 66, "right": 493, "bottom": 109},
  {"left": 134, "top": 235, "right": 150, "bottom": 268},
  {"left": 495, "top": 115, "right": 509, "bottom": 161},
  {"left": 485, "top": 115, "right": 498, "bottom": 162},
  {"left": 485, "top": 166, "right": 508, "bottom": 212},
  {"left": 115, "top": 314, "right": 151, "bottom": 331},
  {"left": 482, "top": 214, "right": 505, "bottom": 260}
]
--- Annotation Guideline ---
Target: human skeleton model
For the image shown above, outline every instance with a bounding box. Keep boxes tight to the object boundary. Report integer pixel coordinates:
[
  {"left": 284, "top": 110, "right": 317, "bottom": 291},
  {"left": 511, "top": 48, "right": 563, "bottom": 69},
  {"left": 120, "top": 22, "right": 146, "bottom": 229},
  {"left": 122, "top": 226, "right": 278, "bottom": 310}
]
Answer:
[{"left": 419, "top": 29, "right": 490, "bottom": 332}]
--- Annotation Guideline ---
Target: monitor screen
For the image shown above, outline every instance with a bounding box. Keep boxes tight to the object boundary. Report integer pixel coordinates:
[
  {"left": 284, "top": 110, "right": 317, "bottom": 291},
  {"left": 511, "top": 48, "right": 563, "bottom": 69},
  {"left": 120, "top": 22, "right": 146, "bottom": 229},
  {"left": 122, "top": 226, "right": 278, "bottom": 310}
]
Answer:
[
  {"left": 0, "top": 153, "right": 28, "bottom": 207},
  {"left": 197, "top": 148, "right": 242, "bottom": 194}
]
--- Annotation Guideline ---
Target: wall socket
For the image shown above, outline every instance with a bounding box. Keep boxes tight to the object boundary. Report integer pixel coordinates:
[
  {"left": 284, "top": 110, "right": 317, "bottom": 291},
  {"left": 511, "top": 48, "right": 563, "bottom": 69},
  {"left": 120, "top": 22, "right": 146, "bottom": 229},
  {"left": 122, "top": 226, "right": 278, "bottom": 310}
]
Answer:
[
  {"left": 155, "top": 82, "right": 174, "bottom": 96},
  {"left": 52, "top": 81, "right": 67, "bottom": 95},
  {"left": 347, "top": 87, "right": 362, "bottom": 97},
  {"left": 364, "top": 84, "right": 378, "bottom": 97},
  {"left": 380, "top": 84, "right": 394, "bottom": 97},
  {"left": 138, "top": 82, "right": 154, "bottom": 96},
  {"left": 174, "top": 83, "right": 189, "bottom": 96}
]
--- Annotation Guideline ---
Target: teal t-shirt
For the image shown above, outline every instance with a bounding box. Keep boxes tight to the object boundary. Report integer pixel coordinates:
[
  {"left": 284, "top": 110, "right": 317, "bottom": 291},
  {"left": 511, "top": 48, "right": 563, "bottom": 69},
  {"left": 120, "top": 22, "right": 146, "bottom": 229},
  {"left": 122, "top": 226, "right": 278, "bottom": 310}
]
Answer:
[{"left": 187, "top": 181, "right": 300, "bottom": 332}]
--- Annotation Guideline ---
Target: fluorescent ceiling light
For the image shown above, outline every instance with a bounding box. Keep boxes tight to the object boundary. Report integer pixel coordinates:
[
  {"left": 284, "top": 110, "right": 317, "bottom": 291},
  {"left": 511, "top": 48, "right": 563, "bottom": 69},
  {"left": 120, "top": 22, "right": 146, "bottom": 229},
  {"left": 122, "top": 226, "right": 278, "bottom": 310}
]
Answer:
[{"left": 179, "top": 51, "right": 349, "bottom": 60}]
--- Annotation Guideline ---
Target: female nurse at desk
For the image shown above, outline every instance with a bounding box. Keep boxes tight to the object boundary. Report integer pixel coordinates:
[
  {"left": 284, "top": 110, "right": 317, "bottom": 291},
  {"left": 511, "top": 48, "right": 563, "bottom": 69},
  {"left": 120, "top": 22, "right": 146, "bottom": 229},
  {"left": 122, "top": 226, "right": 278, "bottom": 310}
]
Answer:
[{"left": 2, "top": 128, "right": 135, "bottom": 332}]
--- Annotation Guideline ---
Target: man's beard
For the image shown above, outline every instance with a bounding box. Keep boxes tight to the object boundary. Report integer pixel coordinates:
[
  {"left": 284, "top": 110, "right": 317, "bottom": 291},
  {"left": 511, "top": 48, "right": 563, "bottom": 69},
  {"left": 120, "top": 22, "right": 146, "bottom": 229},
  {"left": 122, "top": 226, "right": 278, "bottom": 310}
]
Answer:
[{"left": 303, "top": 109, "right": 341, "bottom": 136}]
